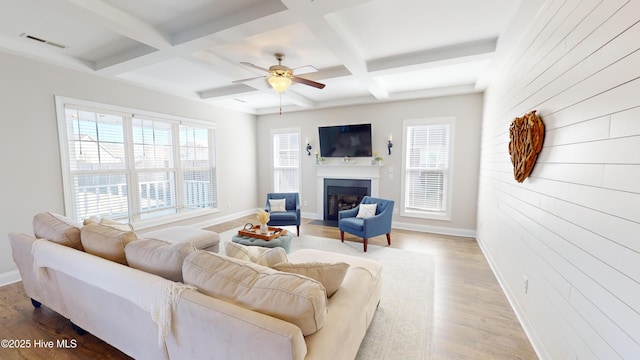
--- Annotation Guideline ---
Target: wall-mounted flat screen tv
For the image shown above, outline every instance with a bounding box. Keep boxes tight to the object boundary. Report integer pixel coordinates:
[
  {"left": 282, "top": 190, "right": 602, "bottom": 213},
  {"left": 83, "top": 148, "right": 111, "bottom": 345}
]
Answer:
[{"left": 318, "top": 123, "right": 372, "bottom": 157}]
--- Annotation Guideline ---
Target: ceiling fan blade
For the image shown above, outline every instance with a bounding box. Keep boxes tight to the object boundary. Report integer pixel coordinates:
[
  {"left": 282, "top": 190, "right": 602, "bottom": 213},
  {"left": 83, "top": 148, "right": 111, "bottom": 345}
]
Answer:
[
  {"left": 240, "top": 61, "right": 269, "bottom": 73},
  {"left": 232, "top": 75, "right": 266, "bottom": 83},
  {"left": 292, "top": 76, "right": 326, "bottom": 89},
  {"left": 292, "top": 65, "right": 318, "bottom": 75}
]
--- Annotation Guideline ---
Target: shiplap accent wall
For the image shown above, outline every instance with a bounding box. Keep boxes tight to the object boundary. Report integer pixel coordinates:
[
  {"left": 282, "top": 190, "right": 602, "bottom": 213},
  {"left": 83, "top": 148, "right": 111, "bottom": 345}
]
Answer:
[{"left": 478, "top": 1, "right": 640, "bottom": 359}]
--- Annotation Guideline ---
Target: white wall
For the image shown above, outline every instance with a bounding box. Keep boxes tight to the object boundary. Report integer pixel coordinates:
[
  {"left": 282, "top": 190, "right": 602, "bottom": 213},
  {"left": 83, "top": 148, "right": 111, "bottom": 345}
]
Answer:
[
  {"left": 478, "top": 1, "right": 640, "bottom": 359},
  {"left": 0, "top": 52, "right": 258, "bottom": 281},
  {"left": 257, "top": 93, "right": 483, "bottom": 236}
]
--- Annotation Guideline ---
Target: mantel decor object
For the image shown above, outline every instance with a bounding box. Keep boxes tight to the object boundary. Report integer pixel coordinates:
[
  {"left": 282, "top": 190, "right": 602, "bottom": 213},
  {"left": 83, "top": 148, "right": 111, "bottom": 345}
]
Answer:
[{"left": 508, "top": 110, "right": 545, "bottom": 183}]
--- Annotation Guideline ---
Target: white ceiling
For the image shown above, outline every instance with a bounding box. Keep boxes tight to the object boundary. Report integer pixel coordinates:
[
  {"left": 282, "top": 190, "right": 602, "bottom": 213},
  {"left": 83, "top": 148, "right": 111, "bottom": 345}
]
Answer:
[{"left": 0, "top": 0, "right": 525, "bottom": 115}]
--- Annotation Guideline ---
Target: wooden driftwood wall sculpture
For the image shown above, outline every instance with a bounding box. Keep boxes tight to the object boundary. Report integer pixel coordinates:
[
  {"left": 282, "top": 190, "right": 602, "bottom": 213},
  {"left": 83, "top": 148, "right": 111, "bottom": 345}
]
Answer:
[{"left": 508, "top": 110, "right": 545, "bottom": 183}]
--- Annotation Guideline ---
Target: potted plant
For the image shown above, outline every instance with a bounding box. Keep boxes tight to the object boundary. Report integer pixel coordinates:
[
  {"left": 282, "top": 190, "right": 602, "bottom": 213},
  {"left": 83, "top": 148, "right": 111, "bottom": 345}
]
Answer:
[{"left": 372, "top": 151, "right": 384, "bottom": 166}]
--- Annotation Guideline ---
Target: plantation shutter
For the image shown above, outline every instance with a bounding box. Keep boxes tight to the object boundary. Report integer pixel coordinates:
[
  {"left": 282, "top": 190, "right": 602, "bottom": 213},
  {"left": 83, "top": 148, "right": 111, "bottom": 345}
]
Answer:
[
  {"left": 405, "top": 123, "right": 450, "bottom": 213},
  {"left": 273, "top": 132, "right": 300, "bottom": 192}
]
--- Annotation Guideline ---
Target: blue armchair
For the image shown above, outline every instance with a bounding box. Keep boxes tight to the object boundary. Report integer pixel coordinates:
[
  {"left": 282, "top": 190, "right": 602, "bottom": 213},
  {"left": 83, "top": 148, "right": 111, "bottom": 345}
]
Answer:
[
  {"left": 338, "top": 196, "right": 394, "bottom": 252},
  {"left": 265, "top": 192, "right": 301, "bottom": 236}
]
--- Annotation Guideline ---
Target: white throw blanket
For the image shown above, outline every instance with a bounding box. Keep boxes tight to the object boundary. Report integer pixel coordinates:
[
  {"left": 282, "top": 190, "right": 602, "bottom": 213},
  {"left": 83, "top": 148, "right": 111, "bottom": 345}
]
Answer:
[{"left": 32, "top": 239, "right": 194, "bottom": 346}]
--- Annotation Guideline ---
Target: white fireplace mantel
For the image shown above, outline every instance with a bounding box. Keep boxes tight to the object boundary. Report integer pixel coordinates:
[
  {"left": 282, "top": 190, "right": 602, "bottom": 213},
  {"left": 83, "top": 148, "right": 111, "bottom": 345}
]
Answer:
[{"left": 316, "top": 163, "right": 381, "bottom": 219}]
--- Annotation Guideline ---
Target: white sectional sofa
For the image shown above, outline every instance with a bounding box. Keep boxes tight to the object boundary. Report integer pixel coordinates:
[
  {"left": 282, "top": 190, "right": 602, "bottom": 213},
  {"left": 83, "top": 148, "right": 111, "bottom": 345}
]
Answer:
[{"left": 8, "top": 213, "right": 382, "bottom": 360}]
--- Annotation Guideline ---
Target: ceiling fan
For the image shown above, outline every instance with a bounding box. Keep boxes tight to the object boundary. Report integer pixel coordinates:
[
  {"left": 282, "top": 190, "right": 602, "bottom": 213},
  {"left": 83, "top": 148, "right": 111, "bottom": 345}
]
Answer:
[{"left": 233, "top": 53, "right": 326, "bottom": 93}]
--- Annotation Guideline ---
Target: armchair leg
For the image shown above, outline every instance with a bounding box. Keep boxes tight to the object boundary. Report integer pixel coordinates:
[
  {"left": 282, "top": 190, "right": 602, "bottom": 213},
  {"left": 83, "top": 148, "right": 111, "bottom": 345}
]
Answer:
[
  {"left": 340, "top": 231, "right": 345, "bottom": 242},
  {"left": 363, "top": 238, "right": 368, "bottom": 252},
  {"left": 386, "top": 233, "right": 391, "bottom": 246},
  {"left": 296, "top": 225, "right": 300, "bottom": 236}
]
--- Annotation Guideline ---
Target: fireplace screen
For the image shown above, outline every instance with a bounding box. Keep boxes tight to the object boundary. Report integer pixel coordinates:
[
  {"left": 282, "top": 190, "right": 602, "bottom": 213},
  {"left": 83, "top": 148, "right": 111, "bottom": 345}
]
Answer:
[{"left": 324, "top": 179, "right": 371, "bottom": 221}]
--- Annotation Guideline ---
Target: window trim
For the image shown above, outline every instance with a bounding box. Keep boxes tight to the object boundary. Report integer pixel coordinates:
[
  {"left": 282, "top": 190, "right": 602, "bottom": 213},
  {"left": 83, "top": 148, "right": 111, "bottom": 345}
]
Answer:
[
  {"left": 400, "top": 116, "right": 456, "bottom": 221},
  {"left": 270, "top": 127, "right": 301, "bottom": 193},
  {"left": 55, "top": 96, "right": 219, "bottom": 230}
]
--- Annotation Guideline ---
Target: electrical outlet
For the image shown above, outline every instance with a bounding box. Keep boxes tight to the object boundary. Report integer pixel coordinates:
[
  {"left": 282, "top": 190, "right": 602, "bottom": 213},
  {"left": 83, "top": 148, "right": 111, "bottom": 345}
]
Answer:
[
  {"left": 303, "top": 200, "right": 308, "bottom": 206},
  {"left": 523, "top": 276, "right": 529, "bottom": 294},
  {"left": 227, "top": 202, "right": 231, "bottom": 209}
]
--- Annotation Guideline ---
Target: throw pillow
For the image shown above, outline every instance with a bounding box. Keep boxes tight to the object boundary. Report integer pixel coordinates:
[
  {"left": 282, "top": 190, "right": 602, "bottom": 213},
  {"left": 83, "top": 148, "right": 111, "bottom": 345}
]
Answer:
[
  {"left": 33, "top": 212, "right": 83, "bottom": 250},
  {"left": 225, "top": 242, "right": 288, "bottom": 267},
  {"left": 83, "top": 216, "right": 134, "bottom": 232},
  {"left": 125, "top": 239, "right": 196, "bottom": 282},
  {"left": 356, "top": 203, "right": 377, "bottom": 218},
  {"left": 269, "top": 198, "right": 287, "bottom": 212},
  {"left": 81, "top": 223, "right": 139, "bottom": 265},
  {"left": 272, "top": 262, "right": 349, "bottom": 297},
  {"left": 183, "top": 251, "right": 327, "bottom": 336}
]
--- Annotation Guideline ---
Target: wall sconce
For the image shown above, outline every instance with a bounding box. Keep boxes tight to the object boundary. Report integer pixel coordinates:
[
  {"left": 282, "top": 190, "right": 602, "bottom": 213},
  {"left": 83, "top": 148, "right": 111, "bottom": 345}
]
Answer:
[
  {"left": 387, "top": 134, "right": 393, "bottom": 155},
  {"left": 306, "top": 137, "right": 312, "bottom": 156}
]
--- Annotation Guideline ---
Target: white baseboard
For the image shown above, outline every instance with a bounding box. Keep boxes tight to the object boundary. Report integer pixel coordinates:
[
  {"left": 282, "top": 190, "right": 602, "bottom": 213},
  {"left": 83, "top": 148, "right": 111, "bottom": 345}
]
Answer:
[
  {"left": 301, "top": 211, "right": 321, "bottom": 220},
  {"left": 475, "top": 234, "right": 548, "bottom": 360},
  {"left": 392, "top": 220, "right": 476, "bottom": 238},
  {"left": 0, "top": 270, "right": 21, "bottom": 287}
]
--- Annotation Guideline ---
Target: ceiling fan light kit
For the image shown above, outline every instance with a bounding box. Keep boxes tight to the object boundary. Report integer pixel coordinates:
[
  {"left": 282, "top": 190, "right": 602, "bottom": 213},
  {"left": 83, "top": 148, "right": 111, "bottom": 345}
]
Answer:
[
  {"left": 268, "top": 73, "right": 292, "bottom": 93},
  {"left": 236, "top": 53, "right": 325, "bottom": 94}
]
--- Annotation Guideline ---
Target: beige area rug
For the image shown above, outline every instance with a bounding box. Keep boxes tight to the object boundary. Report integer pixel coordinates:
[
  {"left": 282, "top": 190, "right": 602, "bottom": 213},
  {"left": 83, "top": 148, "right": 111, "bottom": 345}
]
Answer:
[{"left": 218, "top": 230, "right": 435, "bottom": 360}]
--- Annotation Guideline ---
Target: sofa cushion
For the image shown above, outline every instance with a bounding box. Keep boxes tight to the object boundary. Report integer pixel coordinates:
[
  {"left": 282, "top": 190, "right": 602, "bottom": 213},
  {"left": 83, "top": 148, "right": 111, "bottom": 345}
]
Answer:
[
  {"left": 183, "top": 251, "right": 327, "bottom": 335},
  {"left": 224, "top": 242, "right": 287, "bottom": 267},
  {"left": 33, "top": 212, "right": 83, "bottom": 250},
  {"left": 81, "top": 223, "right": 139, "bottom": 265},
  {"left": 83, "top": 216, "right": 134, "bottom": 232},
  {"left": 340, "top": 217, "right": 364, "bottom": 232},
  {"left": 272, "top": 262, "right": 349, "bottom": 297},
  {"left": 125, "top": 239, "right": 196, "bottom": 282},
  {"left": 142, "top": 226, "right": 220, "bottom": 253},
  {"left": 269, "top": 212, "right": 297, "bottom": 221}
]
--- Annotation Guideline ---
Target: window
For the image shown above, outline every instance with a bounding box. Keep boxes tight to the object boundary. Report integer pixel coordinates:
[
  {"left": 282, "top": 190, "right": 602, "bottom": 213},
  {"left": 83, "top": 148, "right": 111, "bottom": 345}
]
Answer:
[
  {"left": 401, "top": 117, "right": 455, "bottom": 220},
  {"left": 56, "top": 97, "right": 217, "bottom": 225},
  {"left": 272, "top": 129, "right": 300, "bottom": 192}
]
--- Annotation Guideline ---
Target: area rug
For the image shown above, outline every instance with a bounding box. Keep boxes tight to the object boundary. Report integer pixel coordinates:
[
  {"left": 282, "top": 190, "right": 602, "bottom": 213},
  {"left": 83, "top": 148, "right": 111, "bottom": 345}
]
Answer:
[{"left": 218, "top": 230, "right": 435, "bottom": 360}]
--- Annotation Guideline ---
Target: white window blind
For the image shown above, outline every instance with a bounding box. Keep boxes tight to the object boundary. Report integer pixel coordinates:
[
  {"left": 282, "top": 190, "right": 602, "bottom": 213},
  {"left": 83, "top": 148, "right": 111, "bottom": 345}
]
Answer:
[
  {"left": 132, "top": 117, "right": 177, "bottom": 219},
  {"left": 272, "top": 131, "right": 300, "bottom": 193},
  {"left": 403, "top": 118, "right": 454, "bottom": 219},
  {"left": 65, "top": 108, "right": 130, "bottom": 221},
  {"left": 57, "top": 98, "right": 217, "bottom": 224},
  {"left": 180, "top": 125, "right": 216, "bottom": 210}
]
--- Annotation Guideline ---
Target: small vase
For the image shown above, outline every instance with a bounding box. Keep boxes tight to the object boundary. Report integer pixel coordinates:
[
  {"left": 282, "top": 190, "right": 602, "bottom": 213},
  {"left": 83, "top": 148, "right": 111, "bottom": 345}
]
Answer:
[{"left": 260, "top": 223, "right": 268, "bottom": 234}]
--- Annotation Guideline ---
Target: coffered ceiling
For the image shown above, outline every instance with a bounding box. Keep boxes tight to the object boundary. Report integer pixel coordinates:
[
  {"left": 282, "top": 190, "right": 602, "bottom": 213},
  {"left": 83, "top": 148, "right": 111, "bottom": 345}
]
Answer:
[{"left": 0, "top": 0, "right": 525, "bottom": 114}]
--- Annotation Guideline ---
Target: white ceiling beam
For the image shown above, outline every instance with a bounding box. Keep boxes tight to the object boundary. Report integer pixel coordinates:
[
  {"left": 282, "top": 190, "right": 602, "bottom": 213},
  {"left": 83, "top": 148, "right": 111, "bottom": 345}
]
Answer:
[
  {"left": 199, "top": 84, "right": 258, "bottom": 100},
  {"left": 368, "top": 38, "right": 498, "bottom": 74},
  {"left": 92, "top": 1, "right": 290, "bottom": 77},
  {"left": 0, "top": 34, "right": 94, "bottom": 71},
  {"left": 94, "top": 45, "right": 161, "bottom": 74},
  {"left": 190, "top": 51, "right": 266, "bottom": 86},
  {"left": 66, "top": 0, "right": 172, "bottom": 49},
  {"left": 171, "top": 0, "right": 288, "bottom": 48},
  {"left": 279, "top": 0, "right": 388, "bottom": 100},
  {"left": 307, "top": 16, "right": 388, "bottom": 99}
]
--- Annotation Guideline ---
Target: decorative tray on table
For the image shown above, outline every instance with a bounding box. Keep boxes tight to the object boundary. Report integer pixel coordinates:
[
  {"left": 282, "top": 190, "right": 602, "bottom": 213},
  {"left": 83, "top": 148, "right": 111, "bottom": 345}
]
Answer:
[{"left": 238, "top": 225, "right": 287, "bottom": 240}]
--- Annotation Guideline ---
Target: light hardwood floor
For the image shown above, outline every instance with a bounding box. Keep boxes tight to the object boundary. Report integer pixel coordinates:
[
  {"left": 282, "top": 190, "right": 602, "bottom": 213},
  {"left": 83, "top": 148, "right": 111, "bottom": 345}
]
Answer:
[{"left": 0, "top": 217, "right": 538, "bottom": 359}]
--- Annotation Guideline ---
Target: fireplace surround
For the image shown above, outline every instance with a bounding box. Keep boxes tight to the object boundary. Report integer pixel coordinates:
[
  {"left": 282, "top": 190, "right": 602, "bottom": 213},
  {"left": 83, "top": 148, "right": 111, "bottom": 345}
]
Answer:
[
  {"left": 324, "top": 178, "right": 371, "bottom": 220},
  {"left": 315, "top": 163, "right": 380, "bottom": 222}
]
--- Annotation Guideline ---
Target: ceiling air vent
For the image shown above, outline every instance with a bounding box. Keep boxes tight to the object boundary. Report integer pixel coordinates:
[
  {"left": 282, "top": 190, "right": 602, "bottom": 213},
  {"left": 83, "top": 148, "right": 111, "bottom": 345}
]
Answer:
[{"left": 20, "top": 33, "right": 67, "bottom": 49}]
